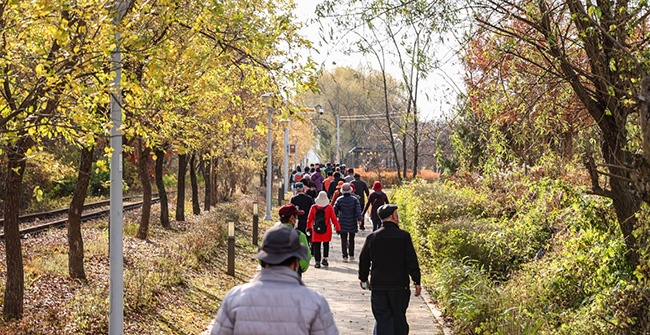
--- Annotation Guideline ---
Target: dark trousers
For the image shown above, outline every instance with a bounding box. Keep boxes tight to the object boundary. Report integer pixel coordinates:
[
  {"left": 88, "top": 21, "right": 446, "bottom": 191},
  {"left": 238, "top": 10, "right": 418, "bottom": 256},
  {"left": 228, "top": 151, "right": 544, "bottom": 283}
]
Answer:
[
  {"left": 340, "top": 232, "right": 356, "bottom": 258},
  {"left": 372, "top": 218, "right": 383, "bottom": 231},
  {"left": 371, "top": 289, "right": 411, "bottom": 335},
  {"left": 312, "top": 241, "right": 330, "bottom": 262}
]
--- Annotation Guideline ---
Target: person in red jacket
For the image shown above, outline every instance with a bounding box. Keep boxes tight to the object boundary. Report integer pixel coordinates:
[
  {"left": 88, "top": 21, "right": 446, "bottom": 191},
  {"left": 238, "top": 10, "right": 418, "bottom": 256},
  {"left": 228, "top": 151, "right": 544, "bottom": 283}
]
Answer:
[{"left": 307, "top": 191, "right": 341, "bottom": 268}]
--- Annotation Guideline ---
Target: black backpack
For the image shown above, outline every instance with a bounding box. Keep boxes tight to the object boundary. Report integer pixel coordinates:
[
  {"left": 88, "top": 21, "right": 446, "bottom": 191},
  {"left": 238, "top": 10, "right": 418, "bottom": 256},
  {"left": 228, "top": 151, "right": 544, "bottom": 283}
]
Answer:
[{"left": 313, "top": 207, "right": 327, "bottom": 234}]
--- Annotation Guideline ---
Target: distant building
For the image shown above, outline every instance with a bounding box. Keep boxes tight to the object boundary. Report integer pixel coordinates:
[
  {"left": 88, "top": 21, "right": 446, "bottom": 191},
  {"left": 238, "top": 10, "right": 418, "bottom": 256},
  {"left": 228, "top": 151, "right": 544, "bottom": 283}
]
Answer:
[{"left": 346, "top": 146, "right": 395, "bottom": 169}]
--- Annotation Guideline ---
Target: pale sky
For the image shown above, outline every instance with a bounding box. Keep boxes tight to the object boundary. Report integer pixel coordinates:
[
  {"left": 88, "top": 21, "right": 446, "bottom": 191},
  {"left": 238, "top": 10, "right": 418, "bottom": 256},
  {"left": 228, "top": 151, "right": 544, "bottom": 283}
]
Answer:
[{"left": 293, "top": 1, "right": 465, "bottom": 121}]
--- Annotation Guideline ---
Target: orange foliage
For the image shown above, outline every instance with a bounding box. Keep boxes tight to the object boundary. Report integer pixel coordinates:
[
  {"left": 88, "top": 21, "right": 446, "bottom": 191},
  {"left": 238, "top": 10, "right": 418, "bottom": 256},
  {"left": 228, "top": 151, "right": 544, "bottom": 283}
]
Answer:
[{"left": 355, "top": 168, "right": 439, "bottom": 188}]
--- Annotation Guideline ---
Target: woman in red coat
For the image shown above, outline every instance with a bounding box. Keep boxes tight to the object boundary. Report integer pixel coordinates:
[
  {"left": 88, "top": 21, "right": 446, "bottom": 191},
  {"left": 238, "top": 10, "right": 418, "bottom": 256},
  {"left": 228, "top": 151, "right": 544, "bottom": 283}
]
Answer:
[{"left": 307, "top": 191, "right": 341, "bottom": 268}]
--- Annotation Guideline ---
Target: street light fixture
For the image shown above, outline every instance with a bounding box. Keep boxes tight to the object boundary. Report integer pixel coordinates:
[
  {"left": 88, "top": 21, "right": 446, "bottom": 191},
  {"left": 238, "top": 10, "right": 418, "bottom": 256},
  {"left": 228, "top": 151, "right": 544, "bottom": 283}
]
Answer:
[
  {"left": 261, "top": 93, "right": 274, "bottom": 221},
  {"left": 307, "top": 104, "right": 339, "bottom": 165},
  {"left": 317, "top": 104, "right": 340, "bottom": 165}
]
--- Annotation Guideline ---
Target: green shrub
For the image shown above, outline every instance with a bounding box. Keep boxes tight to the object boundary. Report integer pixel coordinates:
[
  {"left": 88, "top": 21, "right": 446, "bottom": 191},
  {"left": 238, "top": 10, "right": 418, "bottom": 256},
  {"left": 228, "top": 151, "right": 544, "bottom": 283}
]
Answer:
[
  {"left": 90, "top": 160, "right": 110, "bottom": 196},
  {"left": 163, "top": 173, "right": 177, "bottom": 188},
  {"left": 394, "top": 175, "right": 641, "bottom": 334},
  {"left": 47, "top": 178, "right": 77, "bottom": 198},
  {"left": 431, "top": 259, "right": 497, "bottom": 334}
]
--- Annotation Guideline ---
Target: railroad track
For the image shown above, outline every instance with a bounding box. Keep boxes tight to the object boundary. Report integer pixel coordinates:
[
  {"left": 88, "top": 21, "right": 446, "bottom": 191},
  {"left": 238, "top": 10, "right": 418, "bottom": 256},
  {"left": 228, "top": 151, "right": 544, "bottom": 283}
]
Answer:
[
  {"left": 0, "top": 195, "right": 147, "bottom": 228},
  {"left": 0, "top": 195, "right": 160, "bottom": 240}
]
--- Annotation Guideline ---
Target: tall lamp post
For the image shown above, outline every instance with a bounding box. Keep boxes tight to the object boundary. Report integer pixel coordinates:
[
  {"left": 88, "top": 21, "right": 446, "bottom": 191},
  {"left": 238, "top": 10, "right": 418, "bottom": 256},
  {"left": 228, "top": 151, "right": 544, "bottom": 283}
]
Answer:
[
  {"left": 261, "top": 93, "right": 274, "bottom": 221},
  {"left": 336, "top": 111, "right": 341, "bottom": 165},
  {"left": 282, "top": 118, "right": 290, "bottom": 195}
]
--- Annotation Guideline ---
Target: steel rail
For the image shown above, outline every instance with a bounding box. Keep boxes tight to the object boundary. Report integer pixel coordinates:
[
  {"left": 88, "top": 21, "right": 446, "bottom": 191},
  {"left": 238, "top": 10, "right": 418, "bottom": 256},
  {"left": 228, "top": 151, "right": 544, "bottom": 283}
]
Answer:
[
  {"left": 0, "top": 194, "right": 154, "bottom": 227},
  {"left": 0, "top": 197, "right": 160, "bottom": 240}
]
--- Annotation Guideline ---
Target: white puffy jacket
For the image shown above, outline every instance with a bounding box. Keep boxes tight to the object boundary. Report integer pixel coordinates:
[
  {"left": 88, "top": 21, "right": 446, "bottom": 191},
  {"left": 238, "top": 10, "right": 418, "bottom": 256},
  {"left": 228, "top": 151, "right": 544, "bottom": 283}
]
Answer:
[{"left": 210, "top": 266, "right": 339, "bottom": 335}]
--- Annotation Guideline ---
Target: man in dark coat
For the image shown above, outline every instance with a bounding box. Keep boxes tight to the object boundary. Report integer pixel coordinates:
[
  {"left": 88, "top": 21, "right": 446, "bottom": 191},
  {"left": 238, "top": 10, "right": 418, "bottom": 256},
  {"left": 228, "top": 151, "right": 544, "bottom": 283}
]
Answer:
[
  {"left": 351, "top": 173, "right": 370, "bottom": 213},
  {"left": 327, "top": 171, "right": 345, "bottom": 199},
  {"left": 358, "top": 204, "right": 421, "bottom": 335},
  {"left": 290, "top": 182, "right": 315, "bottom": 235}
]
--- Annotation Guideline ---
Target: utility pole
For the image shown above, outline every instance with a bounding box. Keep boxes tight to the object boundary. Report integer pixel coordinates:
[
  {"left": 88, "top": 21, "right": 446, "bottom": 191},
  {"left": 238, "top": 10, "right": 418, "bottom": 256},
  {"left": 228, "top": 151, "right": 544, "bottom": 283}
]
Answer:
[{"left": 109, "top": 1, "right": 130, "bottom": 334}]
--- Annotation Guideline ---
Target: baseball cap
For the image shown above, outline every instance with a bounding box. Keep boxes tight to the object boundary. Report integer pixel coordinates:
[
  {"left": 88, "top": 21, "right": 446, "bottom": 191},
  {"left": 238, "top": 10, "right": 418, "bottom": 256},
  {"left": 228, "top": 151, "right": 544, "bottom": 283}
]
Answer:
[
  {"left": 255, "top": 225, "right": 309, "bottom": 264},
  {"left": 377, "top": 204, "right": 398, "bottom": 220},
  {"left": 278, "top": 203, "right": 304, "bottom": 218},
  {"left": 294, "top": 182, "right": 304, "bottom": 189}
]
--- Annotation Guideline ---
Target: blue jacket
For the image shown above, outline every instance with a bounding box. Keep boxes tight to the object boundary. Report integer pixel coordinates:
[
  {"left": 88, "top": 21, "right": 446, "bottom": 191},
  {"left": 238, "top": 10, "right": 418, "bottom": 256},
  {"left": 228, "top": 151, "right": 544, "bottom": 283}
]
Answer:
[{"left": 333, "top": 194, "right": 362, "bottom": 233}]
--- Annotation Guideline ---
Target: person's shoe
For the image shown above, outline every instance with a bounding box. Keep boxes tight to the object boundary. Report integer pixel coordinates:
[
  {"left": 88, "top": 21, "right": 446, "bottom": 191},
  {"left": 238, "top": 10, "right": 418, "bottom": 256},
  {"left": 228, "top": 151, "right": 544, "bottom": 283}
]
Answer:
[
  {"left": 350, "top": 256, "right": 355, "bottom": 261},
  {"left": 315, "top": 262, "right": 321, "bottom": 268},
  {"left": 321, "top": 259, "right": 329, "bottom": 267},
  {"left": 342, "top": 257, "right": 349, "bottom": 263}
]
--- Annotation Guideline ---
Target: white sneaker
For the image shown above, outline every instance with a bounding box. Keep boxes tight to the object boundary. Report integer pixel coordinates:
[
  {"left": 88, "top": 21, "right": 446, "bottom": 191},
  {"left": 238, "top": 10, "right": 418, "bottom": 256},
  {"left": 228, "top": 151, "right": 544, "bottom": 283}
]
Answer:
[
  {"left": 350, "top": 256, "right": 355, "bottom": 261},
  {"left": 342, "top": 257, "right": 349, "bottom": 263}
]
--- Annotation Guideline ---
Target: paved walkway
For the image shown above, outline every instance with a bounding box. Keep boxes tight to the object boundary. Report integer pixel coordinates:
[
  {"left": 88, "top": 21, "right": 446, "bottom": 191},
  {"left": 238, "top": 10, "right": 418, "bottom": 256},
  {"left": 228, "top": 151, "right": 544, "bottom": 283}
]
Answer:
[
  {"left": 302, "top": 229, "right": 447, "bottom": 335},
  {"left": 204, "top": 228, "right": 448, "bottom": 335}
]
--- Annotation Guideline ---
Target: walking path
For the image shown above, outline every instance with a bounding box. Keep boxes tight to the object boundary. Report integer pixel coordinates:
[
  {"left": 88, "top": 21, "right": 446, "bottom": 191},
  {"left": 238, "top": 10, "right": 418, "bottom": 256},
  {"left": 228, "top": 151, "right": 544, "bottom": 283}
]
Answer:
[
  {"left": 203, "top": 228, "right": 449, "bottom": 334},
  {"left": 302, "top": 229, "right": 447, "bottom": 335}
]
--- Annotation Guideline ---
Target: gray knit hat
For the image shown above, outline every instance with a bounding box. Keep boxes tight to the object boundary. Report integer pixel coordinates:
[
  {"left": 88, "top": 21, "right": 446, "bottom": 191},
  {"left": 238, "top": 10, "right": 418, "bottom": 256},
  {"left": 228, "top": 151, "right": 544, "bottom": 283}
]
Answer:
[{"left": 255, "top": 225, "right": 308, "bottom": 264}]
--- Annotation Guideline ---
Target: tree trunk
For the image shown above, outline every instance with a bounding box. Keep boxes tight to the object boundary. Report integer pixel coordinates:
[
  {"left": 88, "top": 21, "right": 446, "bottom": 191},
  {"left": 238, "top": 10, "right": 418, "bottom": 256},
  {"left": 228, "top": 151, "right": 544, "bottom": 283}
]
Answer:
[
  {"left": 412, "top": 116, "right": 419, "bottom": 179},
  {"left": 603, "top": 136, "right": 641, "bottom": 267},
  {"left": 154, "top": 148, "right": 170, "bottom": 229},
  {"left": 402, "top": 134, "right": 408, "bottom": 180},
  {"left": 176, "top": 153, "right": 188, "bottom": 221},
  {"left": 136, "top": 139, "right": 152, "bottom": 239},
  {"left": 201, "top": 156, "right": 211, "bottom": 211},
  {"left": 67, "top": 146, "right": 93, "bottom": 280},
  {"left": 190, "top": 153, "right": 200, "bottom": 215},
  {"left": 3, "top": 144, "right": 26, "bottom": 320},
  {"left": 610, "top": 177, "right": 640, "bottom": 266},
  {"left": 211, "top": 157, "right": 218, "bottom": 206}
]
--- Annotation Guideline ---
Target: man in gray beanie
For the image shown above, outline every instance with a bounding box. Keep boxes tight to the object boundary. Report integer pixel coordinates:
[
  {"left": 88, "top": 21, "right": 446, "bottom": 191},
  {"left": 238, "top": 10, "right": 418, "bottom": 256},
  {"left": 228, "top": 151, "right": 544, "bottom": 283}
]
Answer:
[{"left": 210, "top": 225, "right": 338, "bottom": 335}]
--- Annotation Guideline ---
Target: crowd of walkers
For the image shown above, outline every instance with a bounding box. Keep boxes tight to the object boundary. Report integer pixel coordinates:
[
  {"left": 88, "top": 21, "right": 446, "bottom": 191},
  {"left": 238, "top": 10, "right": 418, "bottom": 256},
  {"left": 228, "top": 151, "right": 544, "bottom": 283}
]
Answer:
[{"left": 209, "top": 163, "right": 422, "bottom": 335}]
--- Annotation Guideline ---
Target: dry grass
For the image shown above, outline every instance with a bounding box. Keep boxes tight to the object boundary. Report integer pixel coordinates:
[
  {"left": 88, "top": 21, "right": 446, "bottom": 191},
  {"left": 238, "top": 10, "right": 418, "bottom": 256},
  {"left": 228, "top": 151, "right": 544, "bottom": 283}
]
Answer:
[{"left": 0, "top": 192, "right": 271, "bottom": 334}]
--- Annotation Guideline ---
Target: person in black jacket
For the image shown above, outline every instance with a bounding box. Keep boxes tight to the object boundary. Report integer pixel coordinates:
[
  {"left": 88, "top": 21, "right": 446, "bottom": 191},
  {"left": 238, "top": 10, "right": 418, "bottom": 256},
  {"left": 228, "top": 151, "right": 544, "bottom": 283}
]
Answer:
[
  {"left": 290, "top": 182, "right": 315, "bottom": 235},
  {"left": 358, "top": 204, "right": 421, "bottom": 335},
  {"left": 351, "top": 173, "right": 370, "bottom": 213},
  {"left": 327, "top": 171, "right": 345, "bottom": 199}
]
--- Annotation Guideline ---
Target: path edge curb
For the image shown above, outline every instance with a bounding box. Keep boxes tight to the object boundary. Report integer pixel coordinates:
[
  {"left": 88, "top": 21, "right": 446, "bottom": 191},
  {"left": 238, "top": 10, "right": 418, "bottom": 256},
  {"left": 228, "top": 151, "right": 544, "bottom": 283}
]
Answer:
[{"left": 419, "top": 287, "right": 453, "bottom": 335}]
